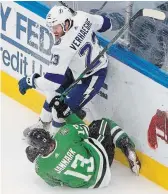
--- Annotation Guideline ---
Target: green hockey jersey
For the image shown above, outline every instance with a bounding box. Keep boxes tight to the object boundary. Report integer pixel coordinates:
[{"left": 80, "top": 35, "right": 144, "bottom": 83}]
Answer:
[{"left": 35, "top": 114, "right": 111, "bottom": 188}]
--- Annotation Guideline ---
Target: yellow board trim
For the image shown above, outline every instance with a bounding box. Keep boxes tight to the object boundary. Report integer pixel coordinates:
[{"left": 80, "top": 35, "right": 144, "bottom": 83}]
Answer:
[
  {"left": 1, "top": 70, "right": 168, "bottom": 190},
  {"left": 1, "top": 71, "right": 45, "bottom": 114}
]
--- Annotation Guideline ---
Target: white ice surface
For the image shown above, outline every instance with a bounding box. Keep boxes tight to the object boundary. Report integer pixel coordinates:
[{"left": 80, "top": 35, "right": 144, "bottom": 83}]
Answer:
[{"left": 1, "top": 93, "right": 167, "bottom": 194}]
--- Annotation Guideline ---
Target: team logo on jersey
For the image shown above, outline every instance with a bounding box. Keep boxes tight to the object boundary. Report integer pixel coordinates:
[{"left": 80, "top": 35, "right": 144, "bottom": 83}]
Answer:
[
  {"left": 59, "top": 8, "right": 63, "bottom": 14},
  {"left": 74, "top": 26, "right": 78, "bottom": 30},
  {"left": 55, "top": 153, "right": 60, "bottom": 158},
  {"left": 59, "top": 128, "right": 69, "bottom": 136}
]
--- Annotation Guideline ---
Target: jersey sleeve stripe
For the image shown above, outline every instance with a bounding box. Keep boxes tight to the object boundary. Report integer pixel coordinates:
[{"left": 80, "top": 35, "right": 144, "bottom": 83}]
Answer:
[
  {"left": 98, "top": 15, "right": 112, "bottom": 33},
  {"left": 44, "top": 73, "right": 65, "bottom": 85},
  {"left": 88, "top": 138, "right": 107, "bottom": 188},
  {"left": 85, "top": 138, "right": 111, "bottom": 188},
  {"left": 113, "top": 131, "right": 125, "bottom": 145},
  {"left": 84, "top": 138, "right": 104, "bottom": 187},
  {"left": 79, "top": 124, "right": 89, "bottom": 136}
]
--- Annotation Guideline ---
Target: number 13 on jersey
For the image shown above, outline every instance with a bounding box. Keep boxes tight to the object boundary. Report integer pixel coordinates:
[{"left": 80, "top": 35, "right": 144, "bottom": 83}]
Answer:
[{"left": 64, "top": 154, "right": 94, "bottom": 181}]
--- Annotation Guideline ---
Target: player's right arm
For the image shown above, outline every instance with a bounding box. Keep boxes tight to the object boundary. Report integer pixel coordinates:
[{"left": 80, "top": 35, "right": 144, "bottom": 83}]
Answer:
[
  {"left": 35, "top": 162, "right": 63, "bottom": 187},
  {"left": 18, "top": 43, "right": 77, "bottom": 95},
  {"left": 34, "top": 45, "right": 77, "bottom": 93}
]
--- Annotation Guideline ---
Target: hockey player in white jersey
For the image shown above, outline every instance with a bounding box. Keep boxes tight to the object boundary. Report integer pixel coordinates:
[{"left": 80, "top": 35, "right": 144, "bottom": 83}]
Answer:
[{"left": 18, "top": 5, "right": 124, "bottom": 135}]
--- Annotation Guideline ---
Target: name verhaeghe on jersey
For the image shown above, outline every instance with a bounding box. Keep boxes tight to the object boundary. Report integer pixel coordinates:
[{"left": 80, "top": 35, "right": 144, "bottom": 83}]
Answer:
[{"left": 70, "top": 18, "right": 92, "bottom": 51}]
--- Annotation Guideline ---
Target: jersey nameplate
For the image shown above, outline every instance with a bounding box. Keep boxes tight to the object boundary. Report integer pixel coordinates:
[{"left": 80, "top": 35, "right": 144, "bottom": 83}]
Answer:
[
  {"left": 54, "top": 148, "right": 76, "bottom": 174},
  {"left": 70, "top": 18, "right": 92, "bottom": 51}
]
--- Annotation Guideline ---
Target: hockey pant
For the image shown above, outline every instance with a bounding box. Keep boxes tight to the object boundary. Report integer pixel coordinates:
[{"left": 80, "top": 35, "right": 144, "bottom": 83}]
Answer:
[
  {"left": 88, "top": 118, "right": 131, "bottom": 166},
  {"left": 40, "top": 68, "right": 107, "bottom": 132}
]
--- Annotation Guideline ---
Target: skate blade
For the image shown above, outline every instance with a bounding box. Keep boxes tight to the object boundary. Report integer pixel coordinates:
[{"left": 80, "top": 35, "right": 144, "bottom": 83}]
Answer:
[
  {"left": 128, "top": 150, "right": 140, "bottom": 175},
  {"left": 132, "top": 162, "right": 140, "bottom": 175}
]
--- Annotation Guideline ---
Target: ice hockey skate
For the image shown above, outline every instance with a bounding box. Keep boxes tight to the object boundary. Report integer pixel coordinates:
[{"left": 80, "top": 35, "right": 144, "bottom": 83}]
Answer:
[{"left": 119, "top": 136, "right": 141, "bottom": 175}]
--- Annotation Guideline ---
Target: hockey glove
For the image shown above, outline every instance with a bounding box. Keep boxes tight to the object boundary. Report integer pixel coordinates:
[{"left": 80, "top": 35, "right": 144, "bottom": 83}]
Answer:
[
  {"left": 45, "top": 173, "right": 64, "bottom": 187},
  {"left": 18, "top": 73, "right": 40, "bottom": 95},
  {"left": 49, "top": 96, "right": 71, "bottom": 119},
  {"left": 25, "top": 146, "right": 40, "bottom": 163}
]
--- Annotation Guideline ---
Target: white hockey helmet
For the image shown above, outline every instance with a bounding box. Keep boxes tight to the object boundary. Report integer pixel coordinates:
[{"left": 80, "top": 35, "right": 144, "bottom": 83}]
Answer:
[{"left": 46, "top": 5, "right": 73, "bottom": 33}]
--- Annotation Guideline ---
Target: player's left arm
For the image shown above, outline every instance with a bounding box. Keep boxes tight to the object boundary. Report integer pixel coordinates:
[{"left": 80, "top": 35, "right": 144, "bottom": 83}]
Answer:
[
  {"left": 49, "top": 98, "right": 89, "bottom": 138},
  {"left": 89, "top": 12, "right": 125, "bottom": 32}
]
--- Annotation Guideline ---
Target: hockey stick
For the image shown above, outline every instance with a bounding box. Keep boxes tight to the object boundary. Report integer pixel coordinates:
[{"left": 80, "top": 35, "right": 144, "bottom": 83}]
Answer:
[
  {"left": 99, "top": 1, "right": 107, "bottom": 11},
  {"left": 90, "top": 2, "right": 107, "bottom": 14},
  {"left": 59, "top": 8, "right": 166, "bottom": 100},
  {"left": 59, "top": 1, "right": 77, "bottom": 16}
]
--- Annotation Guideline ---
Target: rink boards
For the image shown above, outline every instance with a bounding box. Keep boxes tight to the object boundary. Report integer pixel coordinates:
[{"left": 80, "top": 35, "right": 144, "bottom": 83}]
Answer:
[{"left": 1, "top": 1, "right": 168, "bottom": 190}]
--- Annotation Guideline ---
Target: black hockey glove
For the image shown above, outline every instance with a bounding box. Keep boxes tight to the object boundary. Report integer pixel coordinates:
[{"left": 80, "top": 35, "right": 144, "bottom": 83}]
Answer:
[
  {"left": 25, "top": 146, "right": 40, "bottom": 163},
  {"left": 49, "top": 96, "right": 71, "bottom": 119}
]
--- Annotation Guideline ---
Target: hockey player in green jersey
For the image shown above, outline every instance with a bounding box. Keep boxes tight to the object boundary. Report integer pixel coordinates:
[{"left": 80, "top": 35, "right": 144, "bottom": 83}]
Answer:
[{"left": 25, "top": 97, "right": 141, "bottom": 188}]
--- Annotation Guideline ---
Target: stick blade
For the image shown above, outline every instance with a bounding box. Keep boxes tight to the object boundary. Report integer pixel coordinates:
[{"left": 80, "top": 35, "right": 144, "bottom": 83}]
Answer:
[{"left": 142, "top": 9, "right": 166, "bottom": 20}]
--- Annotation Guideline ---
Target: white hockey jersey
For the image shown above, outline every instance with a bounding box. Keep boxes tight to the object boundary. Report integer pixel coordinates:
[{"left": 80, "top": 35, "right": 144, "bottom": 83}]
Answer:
[{"left": 35, "top": 11, "right": 112, "bottom": 92}]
